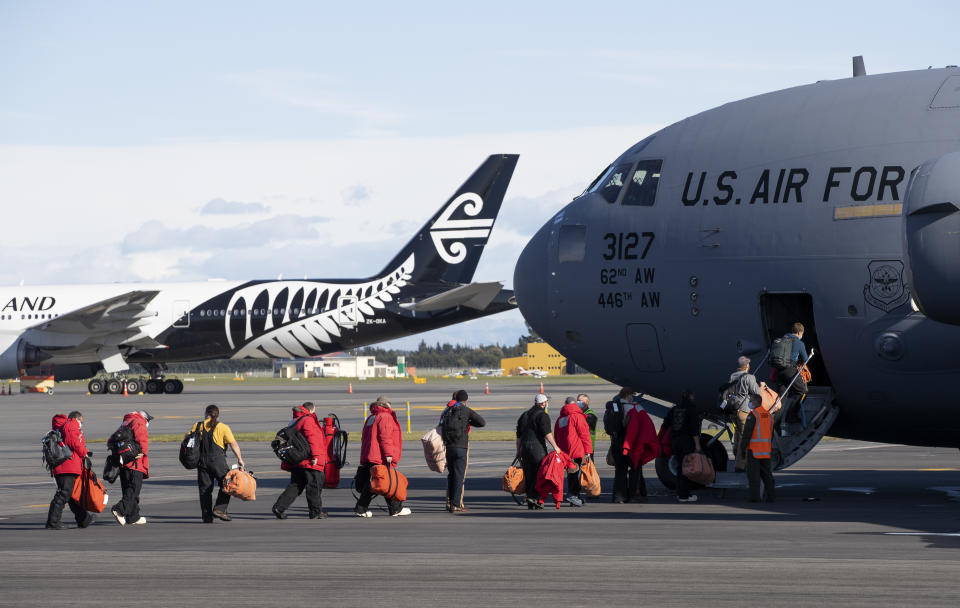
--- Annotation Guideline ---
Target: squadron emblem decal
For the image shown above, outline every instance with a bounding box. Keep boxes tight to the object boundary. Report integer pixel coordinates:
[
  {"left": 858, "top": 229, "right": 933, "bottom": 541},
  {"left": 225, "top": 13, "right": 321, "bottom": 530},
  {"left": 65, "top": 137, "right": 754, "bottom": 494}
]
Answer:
[
  {"left": 429, "top": 192, "right": 493, "bottom": 264},
  {"left": 863, "top": 260, "right": 910, "bottom": 312}
]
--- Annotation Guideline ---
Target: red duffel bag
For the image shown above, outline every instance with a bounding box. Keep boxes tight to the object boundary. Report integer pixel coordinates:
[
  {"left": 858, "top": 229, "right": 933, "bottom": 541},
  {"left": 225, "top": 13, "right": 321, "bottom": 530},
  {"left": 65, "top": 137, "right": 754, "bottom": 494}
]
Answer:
[{"left": 682, "top": 452, "right": 715, "bottom": 486}]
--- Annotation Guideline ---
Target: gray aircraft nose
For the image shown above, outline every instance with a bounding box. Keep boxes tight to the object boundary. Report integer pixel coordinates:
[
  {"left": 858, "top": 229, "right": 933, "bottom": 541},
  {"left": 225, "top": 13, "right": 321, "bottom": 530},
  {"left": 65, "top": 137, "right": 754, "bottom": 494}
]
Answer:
[{"left": 513, "top": 223, "right": 551, "bottom": 332}]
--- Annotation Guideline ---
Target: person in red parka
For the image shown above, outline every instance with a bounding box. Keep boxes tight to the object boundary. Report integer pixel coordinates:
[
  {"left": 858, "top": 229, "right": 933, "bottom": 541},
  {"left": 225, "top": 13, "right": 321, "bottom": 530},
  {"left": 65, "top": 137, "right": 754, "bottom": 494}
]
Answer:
[
  {"left": 354, "top": 396, "right": 410, "bottom": 517},
  {"left": 272, "top": 402, "right": 328, "bottom": 519},
  {"left": 621, "top": 401, "right": 660, "bottom": 474},
  {"left": 554, "top": 397, "right": 593, "bottom": 507},
  {"left": 46, "top": 411, "right": 94, "bottom": 529},
  {"left": 110, "top": 410, "right": 151, "bottom": 526}
]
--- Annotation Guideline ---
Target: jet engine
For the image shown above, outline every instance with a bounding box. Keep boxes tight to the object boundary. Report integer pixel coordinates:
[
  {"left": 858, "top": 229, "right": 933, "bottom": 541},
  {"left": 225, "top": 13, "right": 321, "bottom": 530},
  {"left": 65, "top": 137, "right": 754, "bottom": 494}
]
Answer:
[
  {"left": 903, "top": 151, "right": 960, "bottom": 325},
  {"left": 0, "top": 336, "right": 51, "bottom": 378}
]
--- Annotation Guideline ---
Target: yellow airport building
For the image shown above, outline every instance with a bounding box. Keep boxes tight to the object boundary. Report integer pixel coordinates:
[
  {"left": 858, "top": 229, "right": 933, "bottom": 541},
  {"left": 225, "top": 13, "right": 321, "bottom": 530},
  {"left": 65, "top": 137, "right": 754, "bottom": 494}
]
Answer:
[{"left": 500, "top": 342, "right": 567, "bottom": 376}]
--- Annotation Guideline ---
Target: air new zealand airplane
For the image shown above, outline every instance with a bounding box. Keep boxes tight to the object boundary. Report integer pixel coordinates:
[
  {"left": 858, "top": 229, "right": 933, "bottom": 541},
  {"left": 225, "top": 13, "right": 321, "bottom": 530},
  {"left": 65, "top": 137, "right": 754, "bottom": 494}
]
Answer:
[{"left": 0, "top": 154, "right": 519, "bottom": 394}]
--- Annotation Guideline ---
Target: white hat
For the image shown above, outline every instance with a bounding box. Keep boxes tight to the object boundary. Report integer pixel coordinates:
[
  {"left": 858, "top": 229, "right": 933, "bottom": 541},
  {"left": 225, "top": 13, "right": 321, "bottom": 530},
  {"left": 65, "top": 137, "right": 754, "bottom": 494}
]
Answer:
[{"left": 534, "top": 394, "right": 549, "bottom": 404}]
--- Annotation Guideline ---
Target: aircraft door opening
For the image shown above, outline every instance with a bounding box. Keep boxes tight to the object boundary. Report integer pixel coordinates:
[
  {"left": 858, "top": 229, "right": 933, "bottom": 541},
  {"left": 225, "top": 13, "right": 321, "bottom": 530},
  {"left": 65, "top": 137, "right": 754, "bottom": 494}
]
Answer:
[
  {"left": 173, "top": 300, "right": 191, "bottom": 328},
  {"left": 758, "top": 293, "right": 832, "bottom": 387},
  {"left": 338, "top": 296, "right": 358, "bottom": 329}
]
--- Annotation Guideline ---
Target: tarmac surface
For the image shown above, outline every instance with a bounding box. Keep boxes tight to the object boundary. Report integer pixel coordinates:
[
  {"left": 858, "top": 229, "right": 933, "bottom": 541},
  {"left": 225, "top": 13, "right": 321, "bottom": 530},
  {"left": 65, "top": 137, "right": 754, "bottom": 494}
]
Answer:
[{"left": 2, "top": 379, "right": 960, "bottom": 606}]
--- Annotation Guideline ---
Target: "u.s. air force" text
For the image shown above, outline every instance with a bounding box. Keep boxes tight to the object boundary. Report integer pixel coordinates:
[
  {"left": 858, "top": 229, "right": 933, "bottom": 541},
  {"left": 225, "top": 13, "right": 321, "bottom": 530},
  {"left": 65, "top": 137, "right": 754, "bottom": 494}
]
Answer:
[{"left": 681, "top": 165, "right": 905, "bottom": 207}]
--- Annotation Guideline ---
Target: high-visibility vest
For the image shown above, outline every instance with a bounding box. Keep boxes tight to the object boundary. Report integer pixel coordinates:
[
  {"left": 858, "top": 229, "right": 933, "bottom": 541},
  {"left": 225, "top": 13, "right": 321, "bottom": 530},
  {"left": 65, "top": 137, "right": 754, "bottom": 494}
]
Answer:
[{"left": 748, "top": 408, "right": 773, "bottom": 459}]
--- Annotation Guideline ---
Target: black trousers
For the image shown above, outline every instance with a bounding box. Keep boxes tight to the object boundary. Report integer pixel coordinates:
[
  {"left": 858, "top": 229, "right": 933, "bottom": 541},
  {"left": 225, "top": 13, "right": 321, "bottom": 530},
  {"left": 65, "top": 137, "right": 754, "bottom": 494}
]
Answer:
[
  {"left": 198, "top": 465, "right": 231, "bottom": 521},
  {"left": 520, "top": 447, "right": 546, "bottom": 503},
  {"left": 567, "top": 457, "right": 583, "bottom": 497},
  {"left": 116, "top": 468, "right": 143, "bottom": 520},
  {"left": 47, "top": 473, "right": 89, "bottom": 527},
  {"left": 354, "top": 464, "right": 401, "bottom": 514},
  {"left": 674, "top": 449, "right": 694, "bottom": 499},
  {"left": 747, "top": 453, "right": 775, "bottom": 502},
  {"left": 445, "top": 446, "right": 469, "bottom": 508},
  {"left": 274, "top": 468, "right": 324, "bottom": 516},
  {"left": 612, "top": 452, "right": 645, "bottom": 502}
]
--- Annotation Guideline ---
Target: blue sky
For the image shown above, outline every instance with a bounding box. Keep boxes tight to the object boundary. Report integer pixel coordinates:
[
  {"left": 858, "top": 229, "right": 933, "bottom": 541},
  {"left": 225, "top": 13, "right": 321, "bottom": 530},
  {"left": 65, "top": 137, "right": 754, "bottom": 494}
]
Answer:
[{"left": 1, "top": 1, "right": 957, "bottom": 348}]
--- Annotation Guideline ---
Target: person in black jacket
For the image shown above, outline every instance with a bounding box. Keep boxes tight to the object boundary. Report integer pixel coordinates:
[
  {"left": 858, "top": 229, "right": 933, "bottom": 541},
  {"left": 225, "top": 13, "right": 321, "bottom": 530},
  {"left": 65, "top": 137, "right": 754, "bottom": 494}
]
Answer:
[
  {"left": 440, "top": 389, "right": 487, "bottom": 513},
  {"left": 515, "top": 393, "right": 562, "bottom": 510},
  {"left": 671, "top": 390, "right": 702, "bottom": 503}
]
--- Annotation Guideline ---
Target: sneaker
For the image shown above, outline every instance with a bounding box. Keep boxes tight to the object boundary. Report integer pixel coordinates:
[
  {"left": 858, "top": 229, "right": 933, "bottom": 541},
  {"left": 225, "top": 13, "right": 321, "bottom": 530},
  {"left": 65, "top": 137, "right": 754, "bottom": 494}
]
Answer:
[
  {"left": 390, "top": 507, "right": 412, "bottom": 517},
  {"left": 354, "top": 508, "right": 372, "bottom": 518},
  {"left": 78, "top": 514, "right": 95, "bottom": 529},
  {"left": 271, "top": 507, "right": 287, "bottom": 520},
  {"left": 309, "top": 511, "right": 329, "bottom": 519},
  {"left": 526, "top": 498, "right": 543, "bottom": 510},
  {"left": 130, "top": 516, "right": 147, "bottom": 525},
  {"left": 678, "top": 495, "right": 699, "bottom": 503},
  {"left": 451, "top": 506, "right": 469, "bottom": 513},
  {"left": 111, "top": 508, "right": 126, "bottom": 527},
  {"left": 566, "top": 496, "right": 584, "bottom": 507},
  {"left": 212, "top": 509, "right": 232, "bottom": 522},
  {"left": 45, "top": 522, "right": 65, "bottom": 530}
]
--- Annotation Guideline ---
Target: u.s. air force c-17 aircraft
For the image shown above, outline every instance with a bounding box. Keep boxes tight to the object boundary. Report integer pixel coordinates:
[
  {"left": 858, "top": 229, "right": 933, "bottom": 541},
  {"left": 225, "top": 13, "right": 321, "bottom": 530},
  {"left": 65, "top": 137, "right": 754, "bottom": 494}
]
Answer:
[
  {"left": 0, "top": 155, "right": 519, "bottom": 394},
  {"left": 514, "top": 60, "right": 960, "bottom": 479}
]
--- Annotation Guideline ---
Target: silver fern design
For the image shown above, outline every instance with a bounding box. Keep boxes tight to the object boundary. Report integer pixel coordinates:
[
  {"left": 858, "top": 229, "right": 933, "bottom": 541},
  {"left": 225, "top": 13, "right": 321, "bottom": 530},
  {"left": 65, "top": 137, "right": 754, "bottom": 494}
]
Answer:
[{"left": 225, "top": 254, "right": 414, "bottom": 358}]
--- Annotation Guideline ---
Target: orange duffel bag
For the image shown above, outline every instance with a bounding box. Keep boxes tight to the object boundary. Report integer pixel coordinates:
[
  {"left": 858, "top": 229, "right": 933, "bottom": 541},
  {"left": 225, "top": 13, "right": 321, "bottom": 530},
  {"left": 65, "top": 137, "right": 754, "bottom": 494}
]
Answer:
[
  {"left": 71, "top": 466, "right": 109, "bottom": 513},
  {"left": 370, "top": 464, "right": 408, "bottom": 502},
  {"left": 682, "top": 452, "right": 716, "bottom": 486},
  {"left": 760, "top": 384, "right": 780, "bottom": 413},
  {"left": 579, "top": 458, "right": 601, "bottom": 498},
  {"left": 502, "top": 457, "right": 525, "bottom": 495},
  {"left": 223, "top": 468, "right": 257, "bottom": 501}
]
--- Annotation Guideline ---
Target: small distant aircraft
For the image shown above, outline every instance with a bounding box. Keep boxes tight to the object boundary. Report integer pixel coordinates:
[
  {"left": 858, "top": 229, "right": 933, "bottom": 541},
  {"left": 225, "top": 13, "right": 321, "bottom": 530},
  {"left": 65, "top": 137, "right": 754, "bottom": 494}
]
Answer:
[
  {"left": 0, "top": 155, "right": 520, "bottom": 394},
  {"left": 479, "top": 368, "right": 504, "bottom": 376},
  {"left": 517, "top": 366, "right": 547, "bottom": 378}
]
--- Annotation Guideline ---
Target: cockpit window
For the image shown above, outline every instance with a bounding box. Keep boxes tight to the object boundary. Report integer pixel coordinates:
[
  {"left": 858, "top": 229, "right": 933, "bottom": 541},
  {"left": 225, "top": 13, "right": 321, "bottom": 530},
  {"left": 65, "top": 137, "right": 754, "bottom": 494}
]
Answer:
[
  {"left": 621, "top": 159, "right": 662, "bottom": 206},
  {"left": 588, "top": 162, "right": 634, "bottom": 204}
]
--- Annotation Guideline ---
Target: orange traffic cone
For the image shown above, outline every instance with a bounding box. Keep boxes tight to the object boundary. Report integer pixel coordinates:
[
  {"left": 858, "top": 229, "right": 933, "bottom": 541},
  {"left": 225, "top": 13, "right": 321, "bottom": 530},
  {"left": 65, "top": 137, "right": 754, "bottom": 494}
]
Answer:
[
  {"left": 348, "top": 383, "right": 353, "bottom": 394},
  {"left": 539, "top": 382, "right": 544, "bottom": 394},
  {"left": 123, "top": 383, "right": 128, "bottom": 397},
  {"left": 484, "top": 382, "right": 490, "bottom": 395}
]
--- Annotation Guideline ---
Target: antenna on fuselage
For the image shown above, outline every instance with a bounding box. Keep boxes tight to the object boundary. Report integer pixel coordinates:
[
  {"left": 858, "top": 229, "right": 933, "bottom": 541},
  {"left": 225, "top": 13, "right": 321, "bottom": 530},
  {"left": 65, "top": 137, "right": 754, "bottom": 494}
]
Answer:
[{"left": 852, "top": 55, "right": 866, "bottom": 77}]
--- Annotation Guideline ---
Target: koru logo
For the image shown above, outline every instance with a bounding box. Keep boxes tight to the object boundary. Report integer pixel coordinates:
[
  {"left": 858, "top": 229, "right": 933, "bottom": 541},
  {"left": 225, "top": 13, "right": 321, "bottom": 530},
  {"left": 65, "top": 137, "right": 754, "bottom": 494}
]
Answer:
[
  {"left": 429, "top": 192, "right": 493, "bottom": 264},
  {"left": 863, "top": 260, "right": 910, "bottom": 312}
]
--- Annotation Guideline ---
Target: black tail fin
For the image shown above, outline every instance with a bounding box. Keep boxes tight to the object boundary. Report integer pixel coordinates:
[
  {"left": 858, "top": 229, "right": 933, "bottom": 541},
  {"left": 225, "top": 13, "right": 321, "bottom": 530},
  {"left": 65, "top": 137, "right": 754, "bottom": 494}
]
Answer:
[{"left": 376, "top": 154, "right": 519, "bottom": 284}]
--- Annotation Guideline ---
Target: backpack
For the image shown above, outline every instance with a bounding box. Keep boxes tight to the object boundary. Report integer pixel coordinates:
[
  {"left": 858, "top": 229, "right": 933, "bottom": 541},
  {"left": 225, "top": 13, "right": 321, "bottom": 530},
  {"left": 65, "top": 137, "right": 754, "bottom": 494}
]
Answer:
[
  {"left": 440, "top": 403, "right": 470, "bottom": 446},
  {"left": 109, "top": 423, "right": 141, "bottom": 466},
  {"left": 41, "top": 429, "right": 72, "bottom": 470},
  {"left": 603, "top": 398, "right": 629, "bottom": 437},
  {"left": 768, "top": 336, "right": 796, "bottom": 368},
  {"left": 271, "top": 420, "right": 311, "bottom": 465},
  {"left": 179, "top": 421, "right": 203, "bottom": 470}
]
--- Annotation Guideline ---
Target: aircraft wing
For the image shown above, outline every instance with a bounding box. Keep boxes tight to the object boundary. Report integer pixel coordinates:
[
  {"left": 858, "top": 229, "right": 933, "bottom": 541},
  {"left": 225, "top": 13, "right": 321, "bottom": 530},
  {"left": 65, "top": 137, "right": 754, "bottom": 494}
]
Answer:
[
  {"left": 24, "top": 290, "right": 163, "bottom": 353},
  {"left": 399, "top": 281, "right": 504, "bottom": 312}
]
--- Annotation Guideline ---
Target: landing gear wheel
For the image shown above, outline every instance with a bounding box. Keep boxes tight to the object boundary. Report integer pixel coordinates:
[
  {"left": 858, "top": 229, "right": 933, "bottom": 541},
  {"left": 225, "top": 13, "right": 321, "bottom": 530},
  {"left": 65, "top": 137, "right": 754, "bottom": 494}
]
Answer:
[
  {"left": 88, "top": 379, "right": 107, "bottom": 394},
  {"left": 106, "top": 379, "right": 123, "bottom": 394},
  {"left": 163, "top": 379, "right": 179, "bottom": 394},
  {"left": 145, "top": 379, "right": 161, "bottom": 394},
  {"left": 125, "top": 379, "right": 143, "bottom": 394},
  {"left": 171, "top": 379, "right": 184, "bottom": 394},
  {"left": 654, "top": 432, "right": 730, "bottom": 491}
]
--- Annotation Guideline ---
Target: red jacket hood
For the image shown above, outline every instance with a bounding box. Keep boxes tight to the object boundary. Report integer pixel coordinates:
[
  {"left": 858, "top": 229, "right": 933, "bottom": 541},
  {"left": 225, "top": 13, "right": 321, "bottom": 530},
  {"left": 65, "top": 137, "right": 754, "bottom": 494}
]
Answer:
[
  {"left": 560, "top": 403, "right": 584, "bottom": 418},
  {"left": 52, "top": 414, "right": 70, "bottom": 430}
]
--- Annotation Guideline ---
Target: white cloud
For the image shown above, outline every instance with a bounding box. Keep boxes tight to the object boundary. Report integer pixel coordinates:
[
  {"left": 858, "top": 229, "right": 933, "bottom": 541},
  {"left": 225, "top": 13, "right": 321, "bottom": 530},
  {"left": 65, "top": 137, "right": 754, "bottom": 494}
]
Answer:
[{"left": 200, "top": 197, "right": 271, "bottom": 215}]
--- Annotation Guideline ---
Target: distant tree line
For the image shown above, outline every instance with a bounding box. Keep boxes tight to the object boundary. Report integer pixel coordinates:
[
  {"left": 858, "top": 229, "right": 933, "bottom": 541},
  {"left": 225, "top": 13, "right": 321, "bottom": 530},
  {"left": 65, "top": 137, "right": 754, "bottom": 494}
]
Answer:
[{"left": 150, "top": 332, "right": 542, "bottom": 373}]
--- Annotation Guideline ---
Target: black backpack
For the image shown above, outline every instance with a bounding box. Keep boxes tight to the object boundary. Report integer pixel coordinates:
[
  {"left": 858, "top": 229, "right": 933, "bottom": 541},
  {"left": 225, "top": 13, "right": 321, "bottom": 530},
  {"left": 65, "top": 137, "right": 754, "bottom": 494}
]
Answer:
[
  {"left": 102, "top": 454, "right": 120, "bottom": 483},
  {"left": 41, "top": 429, "right": 72, "bottom": 470},
  {"left": 271, "top": 421, "right": 311, "bottom": 465},
  {"left": 109, "top": 423, "right": 141, "bottom": 466},
  {"left": 179, "top": 421, "right": 203, "bottom": 470},
  {"left": 603, "top": 399, "right": 629, "bottom": 437},
  {"left": 769, "top": 336, "right": 796, "bottom": 368},
  {"left": 440, "top": 404, "right": 470, "bottom": 445}
]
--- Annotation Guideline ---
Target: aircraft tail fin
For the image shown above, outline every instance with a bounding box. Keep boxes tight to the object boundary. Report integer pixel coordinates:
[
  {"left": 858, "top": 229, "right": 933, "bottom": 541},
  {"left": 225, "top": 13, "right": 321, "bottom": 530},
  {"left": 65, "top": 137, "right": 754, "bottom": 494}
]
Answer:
[{"left": 377, "top": 154, "right": 518, "bottom": 284}]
